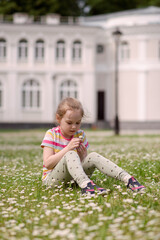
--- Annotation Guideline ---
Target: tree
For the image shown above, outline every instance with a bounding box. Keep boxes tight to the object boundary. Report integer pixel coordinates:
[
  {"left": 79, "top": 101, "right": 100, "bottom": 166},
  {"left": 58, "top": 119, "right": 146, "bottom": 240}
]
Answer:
[
  {"left": 0, "top": 0, "right": 160, "bottom": 16},
  {"left": 0, "top": 0, "right": 80, "bottom": 16},
  {"left": 85, "top": 0, "right": 138, "bottom": 15},
  {"left": 83, "top": 0, "right": 160, "bottom": 15}
]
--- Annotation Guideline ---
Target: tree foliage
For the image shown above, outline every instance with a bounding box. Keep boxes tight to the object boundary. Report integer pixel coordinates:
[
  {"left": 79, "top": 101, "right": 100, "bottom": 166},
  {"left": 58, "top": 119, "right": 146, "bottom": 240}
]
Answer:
[
  {"left": 0, "top": 0, "right": 80, "bottom": 16},
  {"left": 0, "top": 0, "right": 160, "bottom": 16},
  {"left": 84, "top": 0, "right": 160, "bottom": 15}
]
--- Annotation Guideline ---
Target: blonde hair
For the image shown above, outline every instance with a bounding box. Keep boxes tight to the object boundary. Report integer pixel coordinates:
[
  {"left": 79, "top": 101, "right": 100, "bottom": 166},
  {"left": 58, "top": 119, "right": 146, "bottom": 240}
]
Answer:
[{"left": 56, "top": 97, "right": 84, "bottom": 120}]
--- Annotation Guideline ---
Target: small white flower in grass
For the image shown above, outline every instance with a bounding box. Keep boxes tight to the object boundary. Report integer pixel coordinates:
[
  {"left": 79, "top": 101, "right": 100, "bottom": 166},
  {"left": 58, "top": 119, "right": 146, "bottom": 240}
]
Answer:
[
  {"left": 18, "top": 223, "right": 25, "bottom": 228},
  {"left": 59, "top": 222, "right": 65, "bottom": 229},
  {"left": 50, "top": 229, "right": 70, "bottom": 238},
  {"left": 50, "top": 218, "right": 58, "bottom": 226},
  {"left": 88, "top": 225, "right": 99, "bottom": 231},
  {"left": 123, "top": 199, "right": 134, "bottom": 203},
  {"left": 88, "top": 210, "right": 93, "bottom": 214},
  {"left": 105, "top": 203, "right": 111, "bottom": 208},
  {"left": 137, "top": 206, "right": 147, "bottom": 210},
  {"left": 147, "top": 219, "right": 158, "bottom": 226},
  {"left": 113, "top": 217, "right": 124, "bottom": 223},
  {"left": 87, "top": 202, "right": 97, "bottom": 207},
  {"left": 20, "top": 196, "right": 25, "bottom": 199},
  {"left": 129, "top": 225, "right": 138, "bottom": 231},
  {"left": 72, "top": 217, "right": 80, "bottom": 224},
  {"left": 21, "top": 237, "right": 30, "bottom": 240},
  {"left": 30, "top": 209, "right": 35, "bottom": 212},
  {"left": 79, "top": 212, "right": 86, "bottom": 217},
  {"left": 45, "top": 210, "right": 52, "bottom": 216},
  {"left": 32, "top": 230, "right": 40, "bottom": 236},
  {"left": 52, "top": 209, "right": 62, "bottom": 215},
  {"left": 121, "top": 192, "right": 128, "bottom": 195}
]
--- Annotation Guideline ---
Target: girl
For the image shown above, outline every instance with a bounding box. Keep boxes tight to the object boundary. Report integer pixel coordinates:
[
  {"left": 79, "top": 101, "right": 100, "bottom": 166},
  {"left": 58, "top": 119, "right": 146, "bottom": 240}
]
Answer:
[{"left": 41, "top": 97, "right": 145, "bottom": 195}]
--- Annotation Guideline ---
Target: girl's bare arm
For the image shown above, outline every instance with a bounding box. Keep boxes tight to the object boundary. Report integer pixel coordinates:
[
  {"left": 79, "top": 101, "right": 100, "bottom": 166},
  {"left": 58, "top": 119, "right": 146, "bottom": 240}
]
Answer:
[{"left": 43, "top": 138, "right": 81, "bottom": 169}]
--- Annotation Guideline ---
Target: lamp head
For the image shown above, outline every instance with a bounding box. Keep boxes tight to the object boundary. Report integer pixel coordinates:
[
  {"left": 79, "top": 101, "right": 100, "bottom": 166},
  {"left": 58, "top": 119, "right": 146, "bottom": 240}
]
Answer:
[{"left": 112, "top": 28, "right": 122, "bottom": 41}]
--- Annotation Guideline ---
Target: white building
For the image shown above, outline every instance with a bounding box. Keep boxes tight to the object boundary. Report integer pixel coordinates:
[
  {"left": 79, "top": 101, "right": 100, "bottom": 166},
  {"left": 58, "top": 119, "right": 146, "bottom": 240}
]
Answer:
[{"left": 0, "top": 6, "right": 160, "bottom": 129}]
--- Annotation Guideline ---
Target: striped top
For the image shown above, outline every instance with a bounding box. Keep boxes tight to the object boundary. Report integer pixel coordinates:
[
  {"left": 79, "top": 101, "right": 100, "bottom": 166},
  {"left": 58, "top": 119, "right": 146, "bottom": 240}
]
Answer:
[{"left": 41, "top": 126, "right": 89, "bottom": 180}]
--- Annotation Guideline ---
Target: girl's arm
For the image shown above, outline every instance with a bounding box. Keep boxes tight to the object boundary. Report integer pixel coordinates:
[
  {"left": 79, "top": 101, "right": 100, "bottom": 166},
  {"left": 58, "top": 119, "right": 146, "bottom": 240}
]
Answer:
[{"left": 43, "top": 138, "right": 81, "bottom": 169}]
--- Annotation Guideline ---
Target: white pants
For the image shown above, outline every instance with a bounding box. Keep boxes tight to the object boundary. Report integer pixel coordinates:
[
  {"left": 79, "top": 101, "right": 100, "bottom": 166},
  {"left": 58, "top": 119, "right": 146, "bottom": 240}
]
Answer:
[{"left": 43, "top": 151, "right": 131, "bottom": 188}]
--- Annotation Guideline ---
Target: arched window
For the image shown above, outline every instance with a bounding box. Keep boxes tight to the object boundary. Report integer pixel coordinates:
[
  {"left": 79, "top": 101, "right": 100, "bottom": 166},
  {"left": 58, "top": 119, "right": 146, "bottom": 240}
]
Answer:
[
  {"left": 18, "top": 39, "right": 28, "bottom": 59},
  {"left": 0, "top": 81, "right": 3, "bottom": 108},
  {"left": 56, "top": 40, "right": 65, "bottom": 61},
  {"left": 35, "top": 39, "right": 45, "bottom": 60},
  {"left": 22, "top": 79, "right": 41, "bottom": 109},
  {"left": 0, "top": 39, "right": 6, "bottom": 59},
  {"left": 72, "top": 40, "right": 82, "bottom": 61},
  {"left": 60, "top": 80, "right": 78, "bottom": 100},
  {"left": 120, "top": 41, "right": 130, "bottom": 61}
]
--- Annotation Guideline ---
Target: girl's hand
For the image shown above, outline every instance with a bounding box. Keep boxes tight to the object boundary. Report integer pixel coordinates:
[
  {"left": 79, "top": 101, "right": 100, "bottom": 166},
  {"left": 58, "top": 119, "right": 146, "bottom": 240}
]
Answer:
[
  {"left": 77, "top": 143, "right": 87, "bottom": 161},
  {"left": 66, "top": 138, "right": 81, "bottom": 151}
]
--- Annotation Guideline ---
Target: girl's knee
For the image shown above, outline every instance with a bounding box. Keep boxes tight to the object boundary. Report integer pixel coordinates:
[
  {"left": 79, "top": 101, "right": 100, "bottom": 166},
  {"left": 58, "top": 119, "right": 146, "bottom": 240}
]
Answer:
[
  {"left": 87, "top": 152, "right": 100, "bottom": 159},
  {"left": 65, "top": 150, "right": 78, "bottom": 158}
]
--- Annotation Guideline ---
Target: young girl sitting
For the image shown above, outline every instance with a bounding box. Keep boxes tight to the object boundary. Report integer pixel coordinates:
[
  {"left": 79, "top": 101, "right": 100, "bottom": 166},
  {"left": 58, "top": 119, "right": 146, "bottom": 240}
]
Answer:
[{"left": 41, "top": 97, "right": 145, "bottom": 195}]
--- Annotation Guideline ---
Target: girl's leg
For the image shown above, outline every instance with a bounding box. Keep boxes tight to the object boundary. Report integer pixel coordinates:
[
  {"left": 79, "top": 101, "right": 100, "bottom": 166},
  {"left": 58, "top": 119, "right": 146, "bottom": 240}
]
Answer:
[
  {"left": 43, "top": 151, "right": 91, "bottom": 188},
  {"left": 82, "top": 152, "right": 131, "bottom": 184}
]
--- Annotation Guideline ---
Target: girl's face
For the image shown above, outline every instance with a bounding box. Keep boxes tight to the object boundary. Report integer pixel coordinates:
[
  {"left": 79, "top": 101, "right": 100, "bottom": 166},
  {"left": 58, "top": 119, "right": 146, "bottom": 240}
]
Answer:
[{"left": 57, "top": 109, "right": 82, "bottom": 138}]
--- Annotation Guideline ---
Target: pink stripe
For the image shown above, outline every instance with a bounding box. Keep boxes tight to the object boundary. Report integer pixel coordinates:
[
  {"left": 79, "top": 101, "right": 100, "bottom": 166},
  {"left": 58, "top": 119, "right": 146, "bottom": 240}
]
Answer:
[
  {"left": 85, "top": 142, "right": 89, "bottom": 148},
  {"left": 43, "top": 140, "right": 54, "bottom": 145},
  {"left": 132, "top": 186, "right": 145, "bottom": 190},
  {"left": 43, "top": 140, "right": 67, "bottom": 148},
  {"left": 53, "top": 141, "right": 67, "bottom": 148}
]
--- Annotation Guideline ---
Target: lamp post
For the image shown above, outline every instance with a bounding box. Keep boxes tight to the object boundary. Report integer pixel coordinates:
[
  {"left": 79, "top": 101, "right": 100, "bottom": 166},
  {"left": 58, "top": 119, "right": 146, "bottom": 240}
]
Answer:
[{"left": 112, "top": 28, "right": 122, "bottom": 135}]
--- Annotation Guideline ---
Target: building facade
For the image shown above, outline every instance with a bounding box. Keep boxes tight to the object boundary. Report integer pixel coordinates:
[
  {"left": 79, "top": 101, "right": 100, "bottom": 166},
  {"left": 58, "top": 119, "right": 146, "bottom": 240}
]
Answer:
[{"left": 0, "top": 7, "right": 160, "bottom": 129}]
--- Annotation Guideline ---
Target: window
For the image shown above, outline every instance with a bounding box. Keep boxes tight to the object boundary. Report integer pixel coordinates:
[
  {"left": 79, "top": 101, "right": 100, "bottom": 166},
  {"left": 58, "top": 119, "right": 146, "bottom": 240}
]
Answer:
[
  {"left": 56, "top": 40, "right": 65, "bottom": 61},
  {"left": 60, "top": 80, "right": 78, "bottom": 100},
  {"left": 97, "top": 44, "right": 104, "bottom": 54},
  {"left": 120, "top": 41, "right": 130, "bottom": 60},
  {"left": 0, "top": 81, "right": 3, "bottom": 108},
  {"left": 18, "top": 39, "right": 28, "bottom": 60},
  {"left": 35, "top": 39, "right": 45, "bottom": 61},
  {"left": 0, "top": 39, "right": 6, "bottom": 59},
  {"left": 72, "top": 40, "right": 82, "bottom": 61},
  {"left": 22, "top": 79, "right": 41, "bottom": 109}
]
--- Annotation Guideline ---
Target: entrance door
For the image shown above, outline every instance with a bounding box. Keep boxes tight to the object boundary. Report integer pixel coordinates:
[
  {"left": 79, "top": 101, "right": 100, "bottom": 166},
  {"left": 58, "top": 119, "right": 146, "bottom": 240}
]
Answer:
[{"left": 97, "top": 91, "right": 105, "bottom": 120}]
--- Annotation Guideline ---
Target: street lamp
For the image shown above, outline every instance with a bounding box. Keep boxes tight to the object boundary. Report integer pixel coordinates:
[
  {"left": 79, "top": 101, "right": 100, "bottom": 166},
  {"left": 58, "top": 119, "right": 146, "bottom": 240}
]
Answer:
[{"left": 112, "top": 28, "right": 122, "bottom": 135}]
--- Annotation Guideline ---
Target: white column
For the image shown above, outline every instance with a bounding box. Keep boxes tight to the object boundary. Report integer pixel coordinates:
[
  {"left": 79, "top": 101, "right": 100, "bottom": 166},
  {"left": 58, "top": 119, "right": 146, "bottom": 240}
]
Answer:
[
  {"left": 66, "top": 41, "right": 71, "bottom": 68},
  {"left": 28, "top": 42, "right": 34, "bottom": 67},
  {"left": 137, "top": 72, "right": 147, "bottom": 121},
  {"left": 138, "top": 38, "right": 147, "bottom": 62},
  {"left": 82, "top": 72, "right": 96, "bottom": 123},
  {"left": 137, "top": 38, "right": 147, "bottom": 121},
  {"left": 7, "top": 72, "right": 18, "bottom": 122},
  {"left": 10, "top": 43, "right": 17, "bottom": 68}
]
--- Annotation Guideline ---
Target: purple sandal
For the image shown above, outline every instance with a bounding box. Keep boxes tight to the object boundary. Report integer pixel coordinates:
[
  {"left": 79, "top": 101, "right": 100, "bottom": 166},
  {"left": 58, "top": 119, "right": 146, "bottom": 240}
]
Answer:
[
  {"left": 82, "top": 181, "right": 107, "bottom": 195},
  {"left": 127, "top": 177, "right": 146, "bottom": 192}
]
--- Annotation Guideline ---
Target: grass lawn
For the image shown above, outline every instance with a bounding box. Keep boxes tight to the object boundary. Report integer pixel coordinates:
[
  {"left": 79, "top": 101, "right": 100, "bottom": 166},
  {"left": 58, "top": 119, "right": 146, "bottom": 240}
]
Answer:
[{"left": 0, "top": 129, "right": 160, "bottom": 240}]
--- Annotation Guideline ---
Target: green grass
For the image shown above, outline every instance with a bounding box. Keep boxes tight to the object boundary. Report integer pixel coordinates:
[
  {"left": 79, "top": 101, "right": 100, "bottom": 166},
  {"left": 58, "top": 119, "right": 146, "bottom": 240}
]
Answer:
[{"left": 0, "top": 130, "right": 160, "bottom": 240}]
